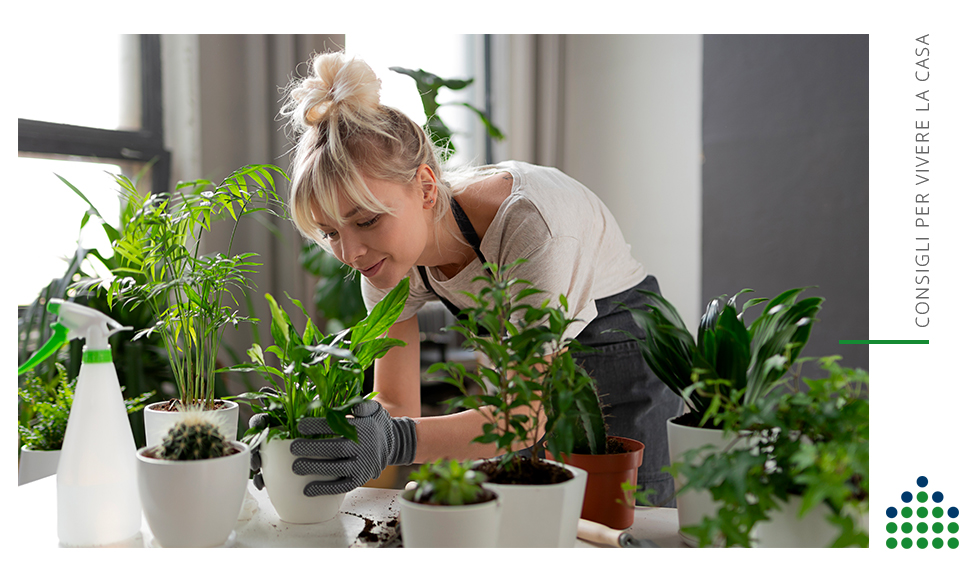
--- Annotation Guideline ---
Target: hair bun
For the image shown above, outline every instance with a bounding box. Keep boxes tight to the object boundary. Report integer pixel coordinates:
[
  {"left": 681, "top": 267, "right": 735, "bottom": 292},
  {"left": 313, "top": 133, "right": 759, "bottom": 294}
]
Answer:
[{"left": 289, "top": 52, "right": 382, "bottom": 129}]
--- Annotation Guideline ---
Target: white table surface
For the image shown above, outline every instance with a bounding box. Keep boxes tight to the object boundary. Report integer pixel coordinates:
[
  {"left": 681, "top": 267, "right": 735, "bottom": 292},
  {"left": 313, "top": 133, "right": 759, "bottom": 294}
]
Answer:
[{"left": 14, "top": 475, "right": 684, "bottom": 548}]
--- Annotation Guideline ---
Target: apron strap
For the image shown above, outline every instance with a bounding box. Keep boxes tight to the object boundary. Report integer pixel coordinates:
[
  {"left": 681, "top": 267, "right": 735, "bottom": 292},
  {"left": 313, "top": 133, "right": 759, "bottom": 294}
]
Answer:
[{"left": 418, "top": 197, "right": 486, "bottom": 316}]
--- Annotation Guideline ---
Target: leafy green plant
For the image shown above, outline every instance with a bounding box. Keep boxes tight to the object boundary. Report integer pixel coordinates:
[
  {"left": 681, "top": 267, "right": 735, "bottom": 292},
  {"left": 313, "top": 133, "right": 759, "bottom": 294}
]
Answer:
[
  {"left": 406, "top": 458, "right": 495, "bottom": 506},
  {"left": 82, "top": 164, "right": 287, "bottom": 410},
  {"left": 19, "top": 362, "right": 154, "bottom": 452},
  {"left": 232, "top": 277, "right": 410, "bottom": 443},
  {"left": 390, "top": 66, "right": 505, "bottom": 159},
  {"left": 432, "top": 261, "right": 607, "bottom": 481},
  {"left": 666, "top": 356, "right": 869, "bottom": 547},
  {"left": 625, "top": 288, "right": 824, "bottom": 428}
]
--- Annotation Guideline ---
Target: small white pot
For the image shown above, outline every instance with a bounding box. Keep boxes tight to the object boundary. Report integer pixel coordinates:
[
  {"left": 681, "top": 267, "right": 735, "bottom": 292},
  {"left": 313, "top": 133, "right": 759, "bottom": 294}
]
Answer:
[
  {"left": 136, "top": 441, "right": 249, "bottom": 547},
  {"left": 398, "top": 490, "right": 502, "bottom": 548},
  {"left": 18, "top": 446, "right": 61, "bottom": 485},
  {"left": 667, "top": 416, "right": 754, "bottom": 546},
  {"left": 260, "top": 438, "right": 346, "bottom": 524},
  {"left": 480, "top": 459, "right": 587, "bottom": 548},
  {"left": 144, "top": 400, "right": 239, "bottom": 448},
  {"left": 753, "top": 495, "right": 838, "bottom": 547}
]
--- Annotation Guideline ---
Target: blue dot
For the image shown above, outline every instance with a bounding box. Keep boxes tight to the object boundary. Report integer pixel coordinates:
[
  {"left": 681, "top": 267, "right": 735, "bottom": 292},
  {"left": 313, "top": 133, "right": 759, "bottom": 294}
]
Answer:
[
  {"left": 902, "top": 491, "right": 912, "bottom": 502},
  {"left": 948, "top": 507, "right": 959, "bottom": 518},
  {"left": 887, "top": 506, "right": 898, "bottom": 518},
  {"left": 933, "top": 491, "right": 944, "bottom": 503},
  {"left": 917, "top": 476, "right": 928, "bottom": 487}
]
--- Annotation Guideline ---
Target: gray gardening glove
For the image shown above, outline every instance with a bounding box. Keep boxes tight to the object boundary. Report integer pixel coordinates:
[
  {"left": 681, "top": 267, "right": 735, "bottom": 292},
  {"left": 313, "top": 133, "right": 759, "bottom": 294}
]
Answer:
[
  {"left": 292, "top": 400, "right": 417, "bottom": 496},
  {"left": 248, "top": 397, "right": 280, "bottom": 492}
]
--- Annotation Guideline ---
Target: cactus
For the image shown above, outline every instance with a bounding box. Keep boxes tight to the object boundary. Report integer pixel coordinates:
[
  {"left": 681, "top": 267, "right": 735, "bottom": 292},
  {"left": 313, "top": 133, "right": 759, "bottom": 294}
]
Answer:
[{"left": 157, "top": 414, "right": 233, "bottom": 461}]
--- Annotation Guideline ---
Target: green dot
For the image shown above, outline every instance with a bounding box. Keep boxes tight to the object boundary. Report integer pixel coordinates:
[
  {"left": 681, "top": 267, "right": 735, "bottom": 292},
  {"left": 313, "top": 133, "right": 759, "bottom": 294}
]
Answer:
[
  {"left": 918, "top": 507, "right": 929, "bottom": 518},
  {"left": 918, "top": 522, "right": 929, "bottom": 533},
  {"left": 948, "top": 538, "right": 958, "bottom": 549},
  {"left": 887, "top": 537, "right": 898, "bottom": 548},
  {"left": 902, "top": 537, "right": 913, "bottom": 548},
  {"left": 933, "top": 507, "right": 944, "bottom": 518},
  {"left": 902, "top": 506, "right": 913, "bottom": 518},
  {"left": 917, "top": 491, "right": 928, "bottom": 502},
  {"left": 918, "top": 537, "right": 929, "bottom": 549},
  {"left": 933, "top": 537, "right": 944, "bottom": 549},
  {"left": 933, "top": 522, "right": 944, "bottom": 533},
  {"left": 901, "top": 522, "right": 913, "bottom": 533},
  {"left": 886, "top": 522, "right": 898, "bottom": 533},
  {"left": 948, "top": 522, "right": 958, "bottom": 534}
]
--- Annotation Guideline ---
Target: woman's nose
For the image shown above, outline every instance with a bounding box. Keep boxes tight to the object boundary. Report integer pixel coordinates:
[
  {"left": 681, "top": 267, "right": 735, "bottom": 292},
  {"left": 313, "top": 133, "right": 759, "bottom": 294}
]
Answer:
[{"left": 337, "top": 234, "right": 367, "bottom": 265}]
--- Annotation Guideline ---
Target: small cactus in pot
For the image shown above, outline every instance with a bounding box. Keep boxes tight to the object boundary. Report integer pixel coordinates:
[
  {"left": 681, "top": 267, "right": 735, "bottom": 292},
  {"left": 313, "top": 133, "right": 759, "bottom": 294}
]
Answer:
[{"left": 150, "top": 412, "right": 237, "bottom": 461}]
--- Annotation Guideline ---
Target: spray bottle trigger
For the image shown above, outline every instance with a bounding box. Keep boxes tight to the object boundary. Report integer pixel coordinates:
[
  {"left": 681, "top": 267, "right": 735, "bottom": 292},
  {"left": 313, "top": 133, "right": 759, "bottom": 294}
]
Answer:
[{"left": 17, "top": 321, "right": 70, "bottom": 375}]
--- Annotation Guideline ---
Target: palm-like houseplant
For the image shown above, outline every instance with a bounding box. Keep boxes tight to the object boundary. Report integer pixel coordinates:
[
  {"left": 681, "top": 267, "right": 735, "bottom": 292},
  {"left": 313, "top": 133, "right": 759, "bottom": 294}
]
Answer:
[{"left": 87, "top": 165, "right": 285, "bottom": 420}]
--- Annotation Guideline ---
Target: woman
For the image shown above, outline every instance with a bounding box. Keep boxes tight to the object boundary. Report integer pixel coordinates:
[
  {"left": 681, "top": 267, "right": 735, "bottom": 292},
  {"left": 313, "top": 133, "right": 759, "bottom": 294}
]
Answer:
[{"left": 252, "top": 51, "right": 682, "bottom": 507}]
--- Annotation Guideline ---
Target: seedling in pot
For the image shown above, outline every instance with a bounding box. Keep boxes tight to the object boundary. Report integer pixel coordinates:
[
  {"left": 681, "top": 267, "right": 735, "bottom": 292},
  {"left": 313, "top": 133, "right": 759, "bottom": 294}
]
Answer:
[{"left": 407, "top": 459, "right": 495, "bottom": 506}]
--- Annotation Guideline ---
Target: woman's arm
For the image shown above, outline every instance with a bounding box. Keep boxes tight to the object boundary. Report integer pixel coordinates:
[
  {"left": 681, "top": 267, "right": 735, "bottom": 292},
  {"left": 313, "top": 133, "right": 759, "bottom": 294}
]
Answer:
[{"left": 371, "top": 316, "right": 421, "bottom": 418}]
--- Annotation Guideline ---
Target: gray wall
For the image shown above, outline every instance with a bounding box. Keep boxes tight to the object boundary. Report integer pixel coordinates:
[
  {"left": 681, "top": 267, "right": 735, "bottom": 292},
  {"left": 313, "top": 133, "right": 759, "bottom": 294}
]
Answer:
[{"left": 702, "top": 35, "right": 869, "bottom": 371}]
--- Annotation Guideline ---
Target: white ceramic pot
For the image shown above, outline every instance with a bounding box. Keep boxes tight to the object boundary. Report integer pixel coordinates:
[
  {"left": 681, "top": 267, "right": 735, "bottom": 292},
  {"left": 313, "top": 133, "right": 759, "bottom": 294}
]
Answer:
[
  {"left": 144, "top": 400, "right": 239, "bottom": 448},
  {"left": 667, "top": 415, "right": 754, "bottom": 546},
  {"left": 480, "top": 460, "right": 587, "bottom": 548},
  {"left": 260, "top": 438, "right": 346, "bottom": 524},
  {"left": 136, "top": 441, "right": 249, "bottom": 547},
  {"left": 752, "top": 495, "right": 838, "bottom": 547},
  {"left": 398, "top": 489, "right": 502, "bottom": 548},
  {"left": 18, "top": 446, "right": 61, "bottom": 485}
]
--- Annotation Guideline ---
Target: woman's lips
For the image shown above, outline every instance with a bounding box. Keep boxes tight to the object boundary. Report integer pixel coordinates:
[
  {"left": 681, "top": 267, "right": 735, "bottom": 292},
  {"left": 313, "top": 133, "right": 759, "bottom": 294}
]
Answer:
[{"left": 359, "top": 259, "right": 385, "bottom": 278}]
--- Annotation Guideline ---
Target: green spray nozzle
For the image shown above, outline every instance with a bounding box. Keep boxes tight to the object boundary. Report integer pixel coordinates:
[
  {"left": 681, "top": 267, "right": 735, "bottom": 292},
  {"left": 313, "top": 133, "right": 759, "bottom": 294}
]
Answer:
[{"left": 17, "top": 299, "right": 129, "bottom": 376}]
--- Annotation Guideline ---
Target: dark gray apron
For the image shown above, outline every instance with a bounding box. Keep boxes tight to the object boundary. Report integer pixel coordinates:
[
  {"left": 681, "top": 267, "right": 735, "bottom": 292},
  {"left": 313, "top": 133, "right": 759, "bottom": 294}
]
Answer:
[{"left": 419, "top": 199, "right": 682, "bottom": 507}]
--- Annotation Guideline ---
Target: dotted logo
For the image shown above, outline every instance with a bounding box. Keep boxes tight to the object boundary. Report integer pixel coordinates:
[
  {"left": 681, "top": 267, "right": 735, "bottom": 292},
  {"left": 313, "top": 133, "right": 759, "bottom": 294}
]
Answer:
[{"left": 886, "top": 476, "right": 959, "bottom": 549}]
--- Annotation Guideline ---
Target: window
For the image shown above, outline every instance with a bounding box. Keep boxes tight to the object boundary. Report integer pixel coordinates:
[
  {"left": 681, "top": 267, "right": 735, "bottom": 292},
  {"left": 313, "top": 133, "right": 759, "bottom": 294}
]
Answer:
[
  {"left": 344, "top": 33, "right": 484, "bottom": 166},
  {"left": 15, "top": 34, "right": 169, "bottom": 306}
]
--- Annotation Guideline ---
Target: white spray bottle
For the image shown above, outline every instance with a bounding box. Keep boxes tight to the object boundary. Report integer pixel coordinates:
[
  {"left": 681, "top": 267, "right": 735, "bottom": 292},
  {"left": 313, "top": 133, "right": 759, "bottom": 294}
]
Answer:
[{"left": 18, "top": 299, "right": 142, "bottom": 546}]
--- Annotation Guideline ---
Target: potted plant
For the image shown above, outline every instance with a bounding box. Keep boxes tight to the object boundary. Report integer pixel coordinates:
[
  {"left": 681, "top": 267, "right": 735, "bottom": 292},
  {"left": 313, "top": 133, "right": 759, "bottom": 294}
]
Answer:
[
  {"left": 433, "top": 261, "right": 595, "bottom": 547},
  {"left": 398, "top": 458, "right": 502, "bottom": 547},
  {"left": 135, "top": 411, "right": 249, "bottom": 547},
  {"left": 666, "top": 356, "right": 869, "bottom": 547},
  {"left": 624, "top": 287, "right": 823, "bottom": 544},
  {"left": 232, "top": 278, "right": 410, "bottom": 524},
  {"left": 18, "top": 362, "right": 153, "bottom": 485},
  {"left": 84, "top": 165, "right": 286, "bottom": 446}
]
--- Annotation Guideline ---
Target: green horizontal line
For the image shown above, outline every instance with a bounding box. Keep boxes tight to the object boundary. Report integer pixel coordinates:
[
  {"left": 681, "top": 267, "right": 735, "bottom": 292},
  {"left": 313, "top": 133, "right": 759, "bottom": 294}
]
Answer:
[{"left": 839, "top": 340, "right": 929, "bottom": 344}]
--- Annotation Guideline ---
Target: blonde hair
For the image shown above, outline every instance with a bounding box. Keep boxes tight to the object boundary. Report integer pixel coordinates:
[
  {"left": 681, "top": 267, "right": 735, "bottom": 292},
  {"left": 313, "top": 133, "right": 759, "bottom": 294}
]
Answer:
[{"left": 281, "top": 51, "right": 456, "bottom": 245}]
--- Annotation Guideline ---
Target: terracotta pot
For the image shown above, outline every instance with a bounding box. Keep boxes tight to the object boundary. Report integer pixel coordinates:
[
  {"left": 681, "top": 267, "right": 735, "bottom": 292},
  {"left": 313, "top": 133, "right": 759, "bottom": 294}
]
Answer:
[
  {"left": 548, "top": 436, "right": 645, "bottom": 529},
  {"left": 144, "top": 400, "right": 239, "bottom": 448}
]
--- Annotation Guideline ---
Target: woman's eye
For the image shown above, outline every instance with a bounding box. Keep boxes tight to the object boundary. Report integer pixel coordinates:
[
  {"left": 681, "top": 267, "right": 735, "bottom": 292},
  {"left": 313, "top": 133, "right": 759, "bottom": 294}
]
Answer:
[
  {"left": 357, "top": 215, "right": 380, "bottom": 228},
  {"left": 319, "top": 229, "right": 337, "bottom": 241}
]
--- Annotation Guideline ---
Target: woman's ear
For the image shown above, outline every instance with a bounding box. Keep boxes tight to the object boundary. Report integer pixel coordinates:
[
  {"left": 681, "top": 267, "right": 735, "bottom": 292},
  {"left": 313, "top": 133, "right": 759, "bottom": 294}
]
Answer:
[{"left": 417, "top": 164, "right": 437, "bottom": 208}]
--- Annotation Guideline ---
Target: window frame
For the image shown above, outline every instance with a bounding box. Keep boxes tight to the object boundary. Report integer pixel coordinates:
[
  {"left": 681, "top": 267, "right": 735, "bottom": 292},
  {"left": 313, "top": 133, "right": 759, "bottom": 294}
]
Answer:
[{"left": 17, "top": 34, "right": 171, "bottom": 194}]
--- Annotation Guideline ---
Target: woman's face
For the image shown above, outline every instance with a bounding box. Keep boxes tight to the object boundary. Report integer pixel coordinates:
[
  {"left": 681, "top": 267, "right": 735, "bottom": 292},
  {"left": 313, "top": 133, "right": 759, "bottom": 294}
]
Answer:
[{"left": 311, "top": 172, "right": 432, "bottom": 290}]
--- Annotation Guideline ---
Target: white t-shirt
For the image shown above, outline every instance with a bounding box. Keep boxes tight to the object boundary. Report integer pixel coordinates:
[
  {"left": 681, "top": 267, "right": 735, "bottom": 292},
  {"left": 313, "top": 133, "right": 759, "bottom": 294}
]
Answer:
[{"left": 362, "top": 161, "right": 647, "bottom": 339}]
